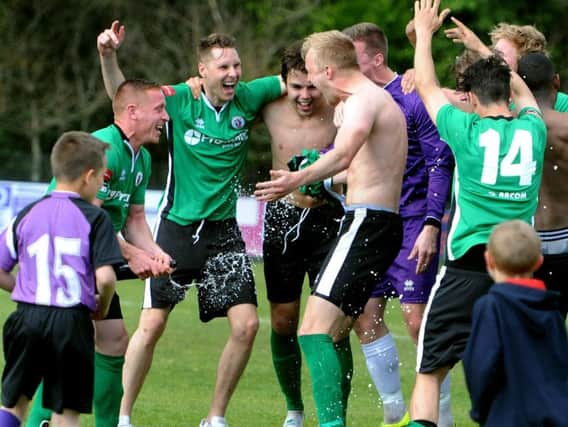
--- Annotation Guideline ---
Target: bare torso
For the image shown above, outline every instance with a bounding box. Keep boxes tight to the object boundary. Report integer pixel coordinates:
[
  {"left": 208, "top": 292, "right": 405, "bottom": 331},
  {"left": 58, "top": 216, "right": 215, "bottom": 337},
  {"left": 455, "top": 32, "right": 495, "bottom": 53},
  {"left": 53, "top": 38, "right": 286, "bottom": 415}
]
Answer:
[
  {"left": 535, "top": 108, "right": 568, "bottom": 230},
  {"left": 341, "top": 80, "right": 407, "bottom": 210},
  {"left": 263, "top": 97, "right": 337, "bottom": 208}
]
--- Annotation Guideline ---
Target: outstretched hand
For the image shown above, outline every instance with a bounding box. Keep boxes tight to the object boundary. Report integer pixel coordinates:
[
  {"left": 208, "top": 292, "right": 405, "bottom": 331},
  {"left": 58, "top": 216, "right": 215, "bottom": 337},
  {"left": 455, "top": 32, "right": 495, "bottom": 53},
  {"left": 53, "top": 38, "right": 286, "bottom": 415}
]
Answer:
[
  {"left": 97, "top": 20, "right": 125, "bottom": 56},
  {"left": 255, "top": 170, "right": 299, "bottom": 202},
  {"left": 413, "top": 0, "right": 451, "bottom": 35},
  {"left": 444, "top": 17, "right": 492, "bottom": 56}
]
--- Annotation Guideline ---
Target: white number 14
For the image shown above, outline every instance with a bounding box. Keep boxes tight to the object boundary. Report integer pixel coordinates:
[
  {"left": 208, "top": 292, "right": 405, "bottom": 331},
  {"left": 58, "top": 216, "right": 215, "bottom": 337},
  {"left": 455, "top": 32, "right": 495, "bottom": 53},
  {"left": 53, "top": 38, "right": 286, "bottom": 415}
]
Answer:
[{"left": 479, "top": 128, "right": 537, "bottom": 186}]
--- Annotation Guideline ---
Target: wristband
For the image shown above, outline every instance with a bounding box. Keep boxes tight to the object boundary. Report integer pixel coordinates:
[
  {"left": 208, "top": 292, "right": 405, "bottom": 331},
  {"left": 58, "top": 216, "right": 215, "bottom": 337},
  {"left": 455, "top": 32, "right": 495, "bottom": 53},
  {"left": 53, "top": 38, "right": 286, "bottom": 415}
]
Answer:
[{"left": 423, "top": 217, "right": 441, "bottom": 229}]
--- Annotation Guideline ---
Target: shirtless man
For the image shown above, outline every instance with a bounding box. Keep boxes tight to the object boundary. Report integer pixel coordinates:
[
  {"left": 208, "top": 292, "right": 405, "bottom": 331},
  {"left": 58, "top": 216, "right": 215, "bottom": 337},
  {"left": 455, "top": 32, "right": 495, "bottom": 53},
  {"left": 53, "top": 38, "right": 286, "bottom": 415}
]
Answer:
[
  {"left": 256, "top": 30, "right": 407, "bottom": 427},
  {"left": 518, "top": 52, "right": 568, "bottom": 317},
  {"left": 261, "top": 41, "right": 344, "bottom": 427}
]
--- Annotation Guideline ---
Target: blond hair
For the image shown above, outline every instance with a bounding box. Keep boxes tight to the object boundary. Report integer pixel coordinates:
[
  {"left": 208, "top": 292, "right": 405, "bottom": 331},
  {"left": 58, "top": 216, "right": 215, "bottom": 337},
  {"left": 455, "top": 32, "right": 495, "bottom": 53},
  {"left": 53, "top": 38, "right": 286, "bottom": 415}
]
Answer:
[
  {"left": 487, "top": 220, "right": 541, "bottom": 275},
  {"left": 302, "top": 30, "right": 359, "bottom": 71},
  {"left": 489, "top": 23, "right": 547, "bottom": 57}
]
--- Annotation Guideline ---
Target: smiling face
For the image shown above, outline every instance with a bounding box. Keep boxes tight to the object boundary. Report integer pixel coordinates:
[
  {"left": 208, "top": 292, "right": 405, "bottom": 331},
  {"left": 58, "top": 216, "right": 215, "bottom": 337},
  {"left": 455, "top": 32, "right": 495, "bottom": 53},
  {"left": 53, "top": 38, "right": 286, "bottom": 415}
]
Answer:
[
  {"left": 286, "top": 69, "right": 323, "bottom": 117},
  {"left": 134, "top": 88, "right": 169, "bottom": 144},
  {"left": 199, "top": 47, "right": 242, "bottom": 106}
]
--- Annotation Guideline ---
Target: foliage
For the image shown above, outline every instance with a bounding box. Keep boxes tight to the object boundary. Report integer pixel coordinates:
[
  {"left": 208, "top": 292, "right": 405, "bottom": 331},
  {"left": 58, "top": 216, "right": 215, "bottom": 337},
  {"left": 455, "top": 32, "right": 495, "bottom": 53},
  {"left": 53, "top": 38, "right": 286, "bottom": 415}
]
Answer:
[{"left": 1, "top": 0, "right": 567, "bottom": 187}]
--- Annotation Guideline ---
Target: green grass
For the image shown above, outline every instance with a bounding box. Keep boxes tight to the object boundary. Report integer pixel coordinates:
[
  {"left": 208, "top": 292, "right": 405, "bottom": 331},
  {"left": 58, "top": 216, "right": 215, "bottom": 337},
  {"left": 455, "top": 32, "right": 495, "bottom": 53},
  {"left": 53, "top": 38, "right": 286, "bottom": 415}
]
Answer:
[{"left": 0, "top": 262, "right": 476, "bottom": 426}]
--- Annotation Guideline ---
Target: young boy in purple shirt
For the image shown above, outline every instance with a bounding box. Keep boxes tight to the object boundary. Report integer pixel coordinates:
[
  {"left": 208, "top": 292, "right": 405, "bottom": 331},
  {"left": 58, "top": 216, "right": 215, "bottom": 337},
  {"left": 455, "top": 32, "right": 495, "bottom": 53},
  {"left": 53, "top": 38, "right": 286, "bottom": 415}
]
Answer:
[{"left": 0, "top": 131, "right": 123, "bottom": 427}]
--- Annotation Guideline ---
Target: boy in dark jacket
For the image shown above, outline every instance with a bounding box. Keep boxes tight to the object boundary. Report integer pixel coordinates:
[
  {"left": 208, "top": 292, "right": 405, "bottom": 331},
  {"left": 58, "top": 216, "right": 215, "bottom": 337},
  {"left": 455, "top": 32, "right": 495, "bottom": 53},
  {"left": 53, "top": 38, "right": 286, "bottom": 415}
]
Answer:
[{"left": 463, "top": 220, "right": 568, "bottom": 426}]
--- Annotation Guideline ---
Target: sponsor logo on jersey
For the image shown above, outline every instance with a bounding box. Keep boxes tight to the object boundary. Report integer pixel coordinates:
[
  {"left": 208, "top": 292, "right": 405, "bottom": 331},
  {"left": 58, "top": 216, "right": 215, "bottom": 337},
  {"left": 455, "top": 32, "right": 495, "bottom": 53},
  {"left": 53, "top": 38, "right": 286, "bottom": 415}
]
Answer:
[
  {"left": 184, "top": 129, "right": 202, "bottom": 146},
  {"left": 104, "top": 190, "right": 131, "bottom": 205},
  {"left": 119, "top": 169, "right": 126, "bottom": 181},
  {"left": 103, "top": 169, "right": 113, "bottom": 182},
  {"left": 195, "top": 118, "right": 205, "bottom": 129},
  {"left": 404, "top": 279, "right": 415, "bottom": 292},
  {"left": 184, "top": 129, "right": 249, "bottom": 148},
  {"left": 161, "top": 85, "right": 176, "bottom": 97},
  {"left": 231, "top": 116, "right": 245, "bottom": 129},
  {"left": 135, "top": 172, "right": 144, "bottom": 186}
]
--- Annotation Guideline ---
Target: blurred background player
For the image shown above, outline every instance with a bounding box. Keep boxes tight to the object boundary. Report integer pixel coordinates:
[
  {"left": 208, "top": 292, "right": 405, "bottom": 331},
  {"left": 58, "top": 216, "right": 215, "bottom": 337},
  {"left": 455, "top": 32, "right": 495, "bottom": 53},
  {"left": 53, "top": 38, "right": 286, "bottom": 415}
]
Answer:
[
  {"left": 463, "top": 220, "right": 568, "bottom": 426},
  {"left": 0, "top": 131, "right": 123, "bottom": 427}
]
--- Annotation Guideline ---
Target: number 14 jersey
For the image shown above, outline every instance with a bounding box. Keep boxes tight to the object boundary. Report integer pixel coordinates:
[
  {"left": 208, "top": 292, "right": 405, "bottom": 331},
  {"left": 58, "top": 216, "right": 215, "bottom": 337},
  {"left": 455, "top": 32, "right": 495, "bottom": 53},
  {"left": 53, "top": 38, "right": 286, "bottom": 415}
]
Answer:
[{"left": 436, "top": 104, "right": 547, "bottom": 261}]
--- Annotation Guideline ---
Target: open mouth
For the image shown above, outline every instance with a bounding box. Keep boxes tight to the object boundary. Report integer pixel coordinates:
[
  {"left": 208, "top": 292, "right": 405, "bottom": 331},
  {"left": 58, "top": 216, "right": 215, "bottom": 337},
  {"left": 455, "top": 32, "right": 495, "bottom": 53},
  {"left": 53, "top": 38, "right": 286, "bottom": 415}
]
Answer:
[
  {"left": 297, "top": 99, "right": 312, "bottom": 111},
  {"left": 222, "top": 81, "right": 236, "bottom": 93}
]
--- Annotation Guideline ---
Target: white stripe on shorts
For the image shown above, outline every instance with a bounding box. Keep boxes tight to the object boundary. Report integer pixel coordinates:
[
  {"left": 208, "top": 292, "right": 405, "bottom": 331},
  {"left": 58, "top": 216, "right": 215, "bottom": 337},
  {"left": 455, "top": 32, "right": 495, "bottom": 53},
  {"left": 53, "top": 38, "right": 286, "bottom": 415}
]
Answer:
[
  {"left": 315, "top": 207, "right": 367, "bottom": 297},
  {"left": 416, "top": 265, "right": 447, "bottom": 372},
  {"left": 539, "top": 228, "right": 568, "bottom": 255}
]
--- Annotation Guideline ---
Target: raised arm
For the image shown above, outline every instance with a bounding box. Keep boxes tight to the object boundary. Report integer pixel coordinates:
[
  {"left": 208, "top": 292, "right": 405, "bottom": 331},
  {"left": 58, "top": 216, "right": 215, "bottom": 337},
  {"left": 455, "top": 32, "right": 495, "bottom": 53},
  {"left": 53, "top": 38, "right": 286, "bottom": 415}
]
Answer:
[
  {"left": 97, "top": 20, "right": 127, "bottom": 99},
  {"left": 413, "top": 0, "right": 451, "bottom": 125}
]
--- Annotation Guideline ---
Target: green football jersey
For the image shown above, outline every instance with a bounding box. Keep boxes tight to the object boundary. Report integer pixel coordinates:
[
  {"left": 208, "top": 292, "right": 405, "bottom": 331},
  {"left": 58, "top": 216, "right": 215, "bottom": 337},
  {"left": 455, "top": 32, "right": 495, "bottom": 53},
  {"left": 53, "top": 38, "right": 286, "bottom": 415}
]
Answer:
[
  {"left": 46, "top": 124, "right": 152, "bottom": 232},
  {"left": 436, "top": 104, "right": 547, "bottom": 260},
  {"left": 159, "top": 76, "right": 281, "bottom": 224},
  {"left": 554, "top": 91, "right": 568, "bottom": 112}
]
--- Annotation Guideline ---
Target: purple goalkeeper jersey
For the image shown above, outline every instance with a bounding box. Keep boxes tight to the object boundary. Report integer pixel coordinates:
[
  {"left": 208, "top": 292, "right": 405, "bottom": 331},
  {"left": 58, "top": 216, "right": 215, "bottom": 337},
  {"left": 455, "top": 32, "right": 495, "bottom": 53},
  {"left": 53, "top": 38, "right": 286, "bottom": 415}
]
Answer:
[
  {"left": 0, "top": 191, "right": 122, "bottom": 311},
  {"left": 384, "top": 74, "right": 454, "bottom": 222}
]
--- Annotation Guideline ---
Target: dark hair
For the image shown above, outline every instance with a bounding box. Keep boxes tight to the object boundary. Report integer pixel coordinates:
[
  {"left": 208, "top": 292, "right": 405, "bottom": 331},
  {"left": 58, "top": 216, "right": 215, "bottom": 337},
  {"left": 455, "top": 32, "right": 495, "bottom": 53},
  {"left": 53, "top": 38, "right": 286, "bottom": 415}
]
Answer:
[
  {"left": 51, "top": 131, "right": 108, "bottom": 181},
  {"left": 198, "top": 33, "right": 236, "bottom": 60},
  {"left": 457, "top": 55, "right": 511, "bottom": 105},
  {"left": 281, "top": 41, "right": 306, "bottom": 82},
  {"left": 342, "top": 22, "right": 388, "bottom": 61},
  {"left": 517, "top": 52, "right": 555, "bottom": 94},
  {"left": 113, "top": 78, "right": 161, "bottom": 113}
]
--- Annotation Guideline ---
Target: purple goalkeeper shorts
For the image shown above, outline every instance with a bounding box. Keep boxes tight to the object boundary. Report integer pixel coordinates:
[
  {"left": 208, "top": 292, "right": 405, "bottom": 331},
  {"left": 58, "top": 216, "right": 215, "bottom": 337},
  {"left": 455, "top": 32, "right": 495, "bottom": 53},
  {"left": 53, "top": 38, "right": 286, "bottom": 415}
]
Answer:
[{"left": 370, "top": 216, "right": 440, "bottom": 304}]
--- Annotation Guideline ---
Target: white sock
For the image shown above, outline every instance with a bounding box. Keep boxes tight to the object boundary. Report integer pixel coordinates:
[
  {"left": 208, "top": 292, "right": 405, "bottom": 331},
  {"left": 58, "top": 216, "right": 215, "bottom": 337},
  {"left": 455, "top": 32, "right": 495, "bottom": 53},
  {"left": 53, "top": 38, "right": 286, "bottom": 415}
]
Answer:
[
  {"left": 361, "top": 333, "right": 406, "bottom": 423},
  {"left": 438, "top": 373, "right": 453, "bottom": 427},
  {"left": 210, "top": 416, "right": 228, "bottom": 427},
  {"left": 117, "top": 415, "right": 131, "bottom": 427}
]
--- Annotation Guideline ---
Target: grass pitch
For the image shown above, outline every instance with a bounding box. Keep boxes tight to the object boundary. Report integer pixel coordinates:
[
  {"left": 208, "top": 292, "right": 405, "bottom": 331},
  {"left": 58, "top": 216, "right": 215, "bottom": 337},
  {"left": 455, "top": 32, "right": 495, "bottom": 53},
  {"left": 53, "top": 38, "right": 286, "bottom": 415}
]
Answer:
[{"left": 0, "top": 262, "right": 475, "bottom": 426}]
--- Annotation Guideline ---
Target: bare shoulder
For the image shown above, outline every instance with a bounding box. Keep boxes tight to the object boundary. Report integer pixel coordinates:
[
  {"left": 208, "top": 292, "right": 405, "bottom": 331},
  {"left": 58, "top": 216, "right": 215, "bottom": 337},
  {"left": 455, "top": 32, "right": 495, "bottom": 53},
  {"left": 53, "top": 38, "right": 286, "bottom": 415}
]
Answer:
[
  {"left": 345, "top": 81, "right": 386, "bottom": 114},
  {"left": 262, "top": 96, "right": 287, "bottom": 124}
]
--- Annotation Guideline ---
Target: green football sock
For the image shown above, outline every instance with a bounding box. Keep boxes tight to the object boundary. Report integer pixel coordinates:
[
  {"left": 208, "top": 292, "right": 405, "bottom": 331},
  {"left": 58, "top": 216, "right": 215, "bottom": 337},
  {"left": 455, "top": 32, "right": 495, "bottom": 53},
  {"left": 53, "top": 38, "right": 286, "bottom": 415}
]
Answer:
[
  {"left": 299, "top": 334, "right": 344, "bottom": 426},
  {"left": 334, "top": 337, "right": 353, "bottom": 418},
  {"left": 271, "top": 330, "right": 304, "bottom": 411},
  {"left": 93, "top": 352, "right": 124, "bottom": 427},
  {"left": 25, "top": 382, "right": 52, "bottom": 427}
]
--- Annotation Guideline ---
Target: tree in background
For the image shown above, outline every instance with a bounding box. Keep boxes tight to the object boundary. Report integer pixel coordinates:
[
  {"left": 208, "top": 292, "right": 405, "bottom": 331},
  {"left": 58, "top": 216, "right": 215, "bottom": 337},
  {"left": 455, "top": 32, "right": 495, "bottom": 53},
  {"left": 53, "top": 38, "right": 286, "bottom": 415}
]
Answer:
[{"left": 1, "top": 0, "right": 567, "bottom": 187}]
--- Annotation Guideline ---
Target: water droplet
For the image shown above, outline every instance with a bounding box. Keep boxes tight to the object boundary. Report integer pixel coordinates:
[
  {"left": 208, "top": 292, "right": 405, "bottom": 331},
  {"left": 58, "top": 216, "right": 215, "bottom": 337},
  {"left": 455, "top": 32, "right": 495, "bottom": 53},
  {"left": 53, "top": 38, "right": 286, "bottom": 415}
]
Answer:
[{"left": 553, "top": 165, "right": 559, "bottom": 171}]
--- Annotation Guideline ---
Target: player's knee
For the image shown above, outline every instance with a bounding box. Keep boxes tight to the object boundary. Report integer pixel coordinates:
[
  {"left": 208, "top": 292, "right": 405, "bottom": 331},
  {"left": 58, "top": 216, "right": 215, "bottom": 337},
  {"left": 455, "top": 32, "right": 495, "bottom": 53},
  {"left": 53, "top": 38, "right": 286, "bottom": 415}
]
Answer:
[
  {"left": 95, "top": 327, "right": 129, "bottom": 355},
  {"left": 231, "top": 316, "right": 259, "bottom": 345},
  {"left": 138, "top": 312, "right": 168, "bottom": 343},
  {"left": 271, "top": 314, "right": 298, "bottom": 335},
  {"left": 353, "top": 312, "right": 387, "bottom": 342}
]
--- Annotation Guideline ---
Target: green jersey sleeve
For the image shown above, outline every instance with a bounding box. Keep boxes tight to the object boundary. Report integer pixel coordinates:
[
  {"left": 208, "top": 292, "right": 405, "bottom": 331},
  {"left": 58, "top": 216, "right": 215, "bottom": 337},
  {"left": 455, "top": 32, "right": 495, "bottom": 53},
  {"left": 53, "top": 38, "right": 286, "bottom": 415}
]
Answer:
[
  {"left": 236, "top": 76, "right": 282, "bottom": 115},
  {"left": 163, "top": 83, "right": 191, "bottom": 118},
  {"left": 554, "top": 91, "right": 568, "bottom": 112},
  {"left": 435, "top": 103, "right": 474, "bottom": 150}
]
